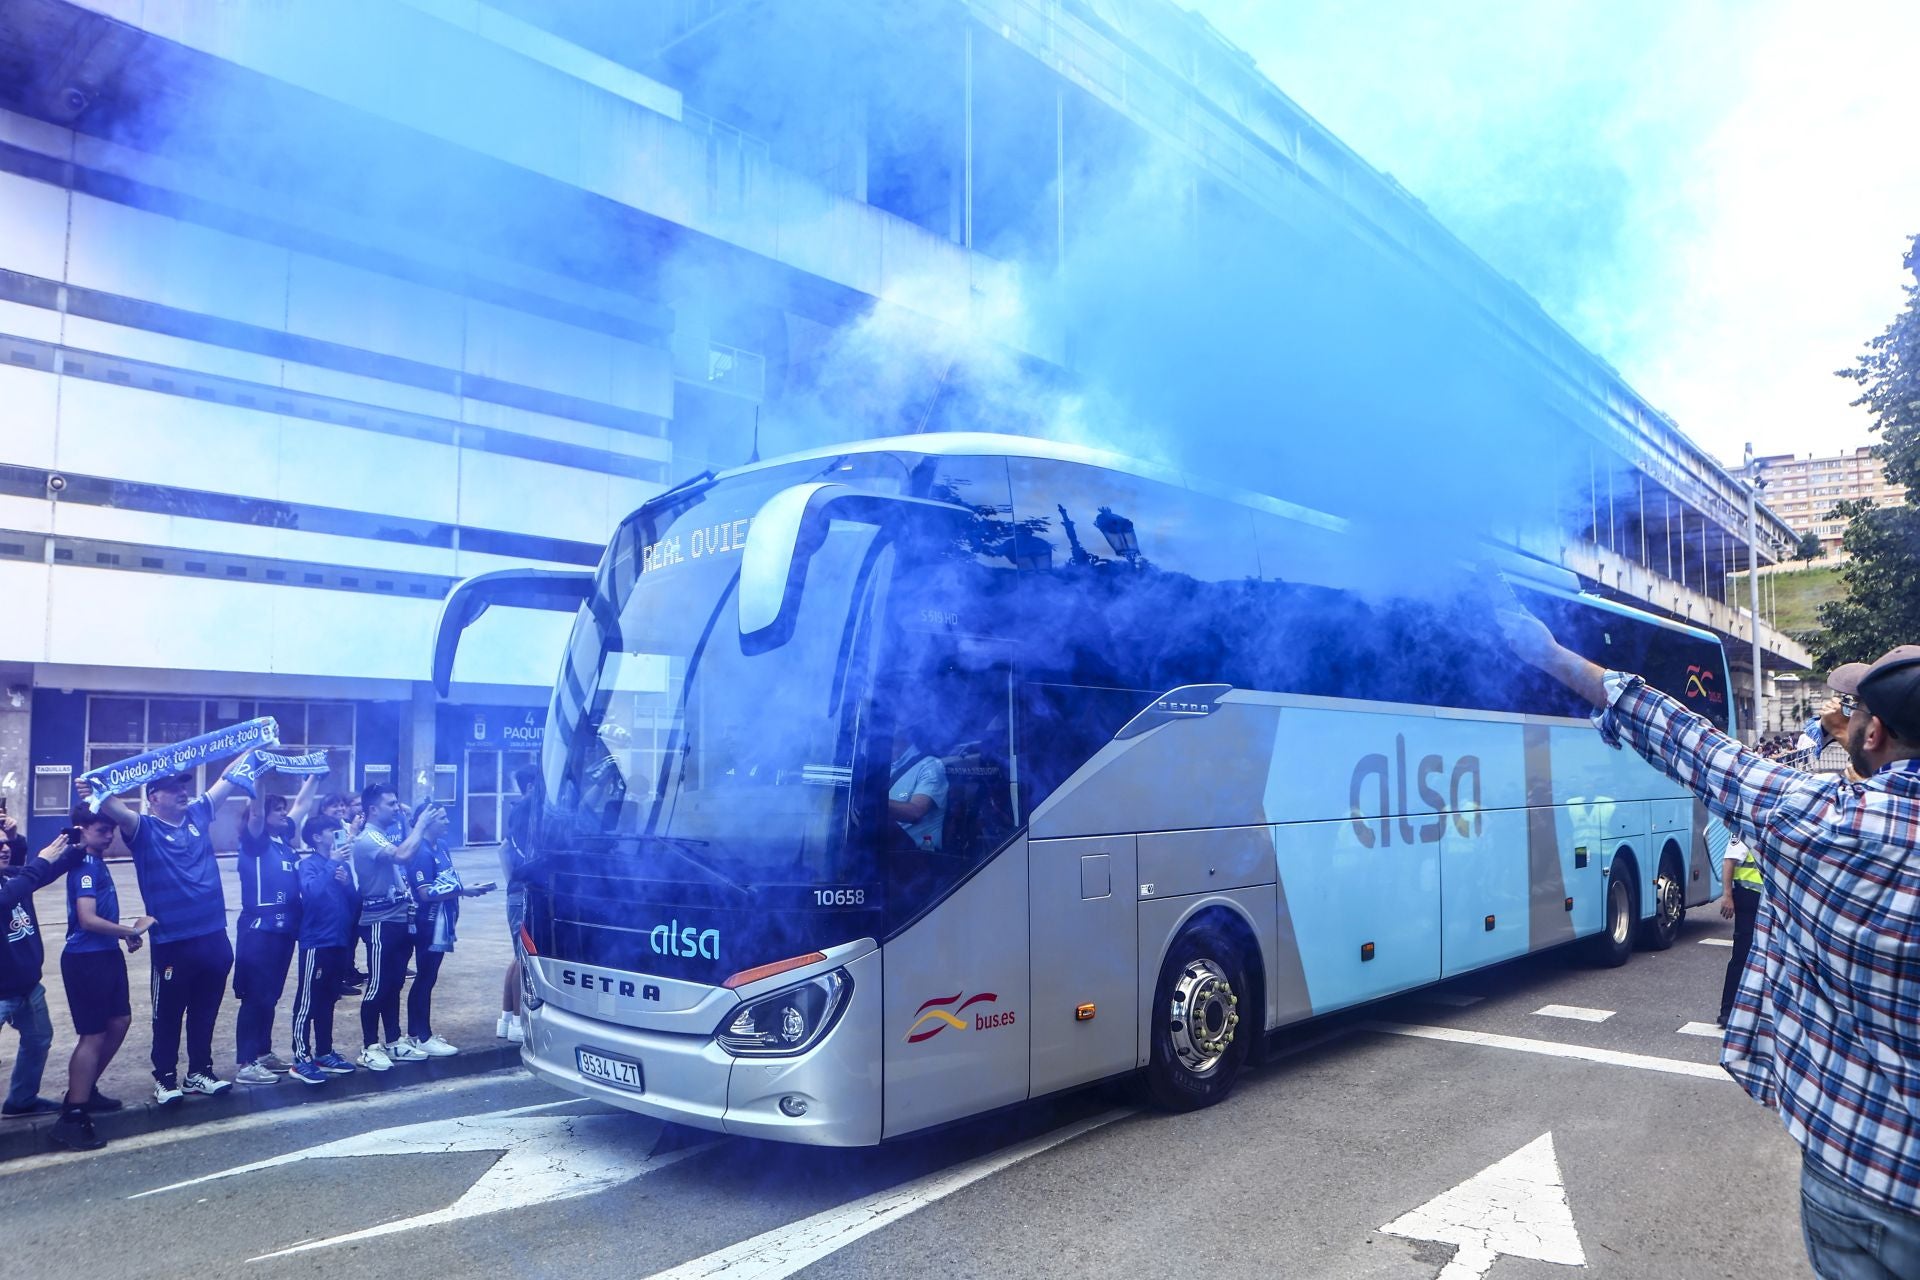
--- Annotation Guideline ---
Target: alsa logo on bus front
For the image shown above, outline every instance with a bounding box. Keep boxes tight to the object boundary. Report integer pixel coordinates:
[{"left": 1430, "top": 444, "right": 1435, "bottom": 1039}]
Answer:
[
  {"left": 1684, "top": 664, "right": 1725, "bottom": 705},
  {"left": 649, "top": 920, "right": 720, "bottom": 960},
  {"left": 1349, "top": 735, "right": 1483, "bottom": 848},
  {"left": 904, "top": 992, "right": 1014, "bottom": 1043}
]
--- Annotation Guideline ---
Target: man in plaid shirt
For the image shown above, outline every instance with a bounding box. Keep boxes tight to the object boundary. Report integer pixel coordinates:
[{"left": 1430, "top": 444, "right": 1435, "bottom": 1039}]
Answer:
[{"left": 1503, "top": 604, "right": 1920, "bottom": 1280}]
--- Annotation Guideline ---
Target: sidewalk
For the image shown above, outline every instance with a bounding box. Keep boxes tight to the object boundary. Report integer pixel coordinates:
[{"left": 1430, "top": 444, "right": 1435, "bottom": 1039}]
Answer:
[{"left": 0, "top": 845, "right": 525, "bottom": 1159}]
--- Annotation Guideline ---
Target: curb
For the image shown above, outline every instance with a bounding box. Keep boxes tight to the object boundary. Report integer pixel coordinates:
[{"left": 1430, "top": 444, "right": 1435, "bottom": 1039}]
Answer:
[{"left": 0, "top": 1044, "right": 526, "bottom": 1162}]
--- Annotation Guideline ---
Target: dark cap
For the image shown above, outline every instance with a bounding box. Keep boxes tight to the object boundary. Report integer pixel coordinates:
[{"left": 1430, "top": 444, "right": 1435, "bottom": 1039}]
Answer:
[
  {"left": 1830, "top": 645, "right": 1920, "bottom": 741},
  {"left": 144, "top": 772, "right": 194, "bottom": 798}
]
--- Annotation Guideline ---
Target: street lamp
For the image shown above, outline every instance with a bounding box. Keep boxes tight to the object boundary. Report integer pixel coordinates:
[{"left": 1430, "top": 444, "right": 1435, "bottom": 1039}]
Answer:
[
  {"left": 1094, "top": 506, "right": 1140, "bottom": 566},
  {"left": 1744, "top": 442, "right": 1765, "bottom": 745}
]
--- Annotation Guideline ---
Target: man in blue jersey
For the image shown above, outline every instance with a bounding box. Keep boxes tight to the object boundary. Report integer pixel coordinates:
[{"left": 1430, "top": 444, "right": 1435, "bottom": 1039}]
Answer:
[
  {"left": 0, "top": 817, "right": 80, "bottom": 1119},
  {"left": 81, "top": 760, "right": 250, "bottom": 1104},
  {"left": 287, "top": 815, "right": 358, "bottom": 1085},
  {"left": 232, "top": 778, "right": 318, "bottom": 1085},
  {"left": 52, "top": 807, "right": 152, "bottom": 1150}
]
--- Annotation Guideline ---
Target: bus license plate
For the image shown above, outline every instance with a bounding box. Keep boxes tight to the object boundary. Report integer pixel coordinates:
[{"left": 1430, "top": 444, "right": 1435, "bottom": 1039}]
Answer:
[{"left": 576, "top": 1047, "right": 644, "bottom": 1093}]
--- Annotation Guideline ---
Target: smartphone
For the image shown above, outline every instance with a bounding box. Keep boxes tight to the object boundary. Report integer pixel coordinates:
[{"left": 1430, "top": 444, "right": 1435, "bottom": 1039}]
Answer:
[
  {"left": 0, "top": 795, "right": 8, "bottom": 815},
  {"left": 468, "top": 880, "right": 497, "bottom": 893}
]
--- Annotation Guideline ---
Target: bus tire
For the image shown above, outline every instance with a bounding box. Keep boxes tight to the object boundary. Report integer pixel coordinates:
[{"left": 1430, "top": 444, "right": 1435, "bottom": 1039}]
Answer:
[
  {"left": 1586, "top": 862, "right": 1635, "bottom": 969},
  {"left": 1636, "top": 851, "right": 1686, "bottom": 951},
  {"left": 1145, "top": 925, "right": 1252, "bottom": 1112}
]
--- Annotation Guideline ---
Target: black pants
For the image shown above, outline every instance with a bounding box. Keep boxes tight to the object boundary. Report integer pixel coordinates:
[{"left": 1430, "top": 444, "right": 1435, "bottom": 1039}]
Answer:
[
  {"left": 407, "top": 940, "right": 447, "bottom": 1041},
  {"left": 149, "top": 931, "right": 233, "bottom": 1083},
  {"left": 1720, "top": 883, "right": 1762, "bottom": 1022},
  {"left": 290, "top": 944, "right": 347, "bottom": 1061},
  {"left": 233, "top": 929, "right": 296, "bottom": 1066},
  {"left": 359, "top": 920, "right": 412, "bottom": 1047}
]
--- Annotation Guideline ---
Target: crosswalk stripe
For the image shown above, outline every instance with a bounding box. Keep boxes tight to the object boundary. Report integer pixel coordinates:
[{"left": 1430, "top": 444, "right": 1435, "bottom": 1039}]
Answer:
[
  {"left": 1531, "top": 1004, "right": 1613, "bottom": 1023},
  {"left": 1698, "top": 938, "right": 1735, "bottom": 947},
  {"left": 1367, "top": 1021, "right": 1727, "bottom": 1080},
  {"left": 1677, "top": 1022, "right": 1723, "bottom": 1038},
  {"left": 643, "top": 1109, "right": 1134, "bottom": 1279}
]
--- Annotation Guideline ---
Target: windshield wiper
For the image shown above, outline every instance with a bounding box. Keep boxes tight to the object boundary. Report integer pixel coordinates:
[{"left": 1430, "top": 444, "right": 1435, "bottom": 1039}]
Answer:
[{"left": 631, "top": 834, "right": 753, "bottom": 899}]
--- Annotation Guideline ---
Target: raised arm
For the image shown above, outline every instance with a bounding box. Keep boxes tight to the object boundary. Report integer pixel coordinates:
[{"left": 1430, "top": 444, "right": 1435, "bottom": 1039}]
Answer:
[
  {"left": 204, "top": 754, "right": 251, "bottom": 809},
  {"left": 288, "top": 775, "right": 320, "bottom": 827},
  {"left": 0, "top": 833, "right": 75, "bottom": 908},
  {"left": 75, "top": 780, "right": 140, "bottom": 841}
]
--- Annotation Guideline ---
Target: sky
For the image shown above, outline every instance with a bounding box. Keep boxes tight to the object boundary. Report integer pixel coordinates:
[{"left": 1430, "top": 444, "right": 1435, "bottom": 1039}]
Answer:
[{"left": 1185, "top": 0, "right": 1920, "bottom": 468}]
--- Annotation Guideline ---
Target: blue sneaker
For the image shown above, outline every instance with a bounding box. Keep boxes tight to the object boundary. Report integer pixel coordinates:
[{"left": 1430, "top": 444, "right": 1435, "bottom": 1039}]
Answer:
[
  {"left": 289, "top": 1061, "right": 327, "bottom": 1086},
  {"left": 315, "top": 1052, "right": 357, "bottom": 1075}
]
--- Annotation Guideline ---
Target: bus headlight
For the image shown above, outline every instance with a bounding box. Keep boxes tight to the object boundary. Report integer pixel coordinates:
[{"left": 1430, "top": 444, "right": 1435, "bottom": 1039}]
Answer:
[{"left": 715, "top": 970, "right": 850, "bottom": 1057}]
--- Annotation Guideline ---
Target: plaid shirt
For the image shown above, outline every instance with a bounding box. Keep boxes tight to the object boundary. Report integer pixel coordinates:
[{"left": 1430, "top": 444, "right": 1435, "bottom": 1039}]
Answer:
[{"left": 1597, "top": 672, "right": 1920, "bottom": 1211}]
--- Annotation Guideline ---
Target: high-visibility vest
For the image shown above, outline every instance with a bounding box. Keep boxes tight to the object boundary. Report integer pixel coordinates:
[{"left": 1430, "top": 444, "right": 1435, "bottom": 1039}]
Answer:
[{"left": 1730, "top": 841, "right": 1762, "bottom": 889}]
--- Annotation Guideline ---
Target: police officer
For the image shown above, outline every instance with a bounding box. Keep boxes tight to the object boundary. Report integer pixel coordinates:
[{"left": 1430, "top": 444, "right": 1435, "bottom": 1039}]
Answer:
[
  {"left": 1717, "top": 833, "right": 1761, "bottom": 1028},
  {"left": 233, "top": 777, "right": 318, "bottom": 1084}
]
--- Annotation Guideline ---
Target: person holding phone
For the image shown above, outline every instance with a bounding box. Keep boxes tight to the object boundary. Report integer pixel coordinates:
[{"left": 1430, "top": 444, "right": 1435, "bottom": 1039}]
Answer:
[
  {"left": 400, "top": 801, "right": 493, "bottom": 1058},
  {"left": 232, "top": 778, "right": 318, "bottom": 1085},
  {"left": 51, "top": 807, "right": 153, "bottom": 1150},
  {"left": 286, "top": 815, "right": 358, "bottom": 1085},
  {"left": 348, "top": 785, "right": 439, "bottom": 1070}
]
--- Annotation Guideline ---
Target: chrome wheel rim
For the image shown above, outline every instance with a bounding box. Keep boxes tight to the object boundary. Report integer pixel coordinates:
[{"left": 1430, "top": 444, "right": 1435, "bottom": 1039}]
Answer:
[
  {"left": 1169, "top": 958, "right": 1240, "bottom": 1075},
  {"left": 1655, "top": 872, "right": 1684, "bottom": 932},
  {"left": 1609, "top": 879, "right": 1632, "bottom": 946}
]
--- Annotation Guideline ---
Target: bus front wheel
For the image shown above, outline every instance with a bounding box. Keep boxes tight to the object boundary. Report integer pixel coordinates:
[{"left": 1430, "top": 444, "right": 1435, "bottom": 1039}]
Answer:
[{"left": 1145, "top": 926, "right": 1252, "bottom": 1111}]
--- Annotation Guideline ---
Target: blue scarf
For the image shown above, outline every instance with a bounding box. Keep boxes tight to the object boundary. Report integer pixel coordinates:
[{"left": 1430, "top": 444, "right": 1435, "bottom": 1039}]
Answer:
[{"left": 80, "top": 717, "right": 279, "bottom": 809}]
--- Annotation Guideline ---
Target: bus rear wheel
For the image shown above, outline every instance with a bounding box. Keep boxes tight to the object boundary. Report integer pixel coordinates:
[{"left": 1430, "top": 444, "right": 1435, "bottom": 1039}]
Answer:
[
  {"left": 1586, "top": 862, "right": 1635, "bottom": 968},
  {"left": 1145, "top": 926, "right": 1251, "bottom": 1111},
  {"left": 1636, "top": 853, "right": 1686, "bottom": 951}
]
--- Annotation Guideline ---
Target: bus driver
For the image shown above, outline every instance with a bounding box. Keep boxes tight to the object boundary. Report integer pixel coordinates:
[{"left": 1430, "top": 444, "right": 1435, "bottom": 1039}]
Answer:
[{"left": 887, "top": 726, "right": 948, "bottom": 853}]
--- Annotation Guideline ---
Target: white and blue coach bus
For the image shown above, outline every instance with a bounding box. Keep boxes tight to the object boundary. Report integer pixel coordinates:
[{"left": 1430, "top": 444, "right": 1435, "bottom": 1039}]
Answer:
[{"left": 432, "top": 433, "right": 1731, "bottom": 1146}]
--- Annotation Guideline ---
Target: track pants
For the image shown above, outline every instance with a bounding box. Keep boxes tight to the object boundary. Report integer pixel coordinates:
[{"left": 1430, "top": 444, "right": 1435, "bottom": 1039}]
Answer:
[
  {"left": 406, "top": 940, "right": 447, "bottom": 1041},
  {"left": 359, "top": 920, "right": 412, "bottom": 1047},
  {"left": 233, "top": 928, "right": 296, "bottom": 1066},
  {"left": 150, "top": 931, "right": 234, "bottom": 1083},
  {"left": 1719, "top": 883, "right": 1761, "bottom": 1023},
  {"left": 290, "top": 944, "right": 347, "bottom": 1062}
]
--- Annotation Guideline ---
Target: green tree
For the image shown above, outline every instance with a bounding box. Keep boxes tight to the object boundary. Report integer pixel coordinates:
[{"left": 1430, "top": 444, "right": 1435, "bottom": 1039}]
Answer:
[
  {"left": 1815, "top": 232, "right": 1920, "bottom": 666},
  {"left": 1793, "top": 530, "right": 1824, "bottom": 560}
]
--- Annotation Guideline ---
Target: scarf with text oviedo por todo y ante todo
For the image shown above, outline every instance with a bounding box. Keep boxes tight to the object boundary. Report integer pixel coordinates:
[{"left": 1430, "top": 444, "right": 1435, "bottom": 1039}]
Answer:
[{"left": 78, "top": 717, "right": 280, "bottom": 809}]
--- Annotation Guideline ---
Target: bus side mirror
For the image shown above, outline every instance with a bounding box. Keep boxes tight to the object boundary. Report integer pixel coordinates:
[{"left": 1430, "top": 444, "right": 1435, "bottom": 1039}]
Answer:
[
  {"left": 739, "top": 483, "right": 973, "bottom": 650},
  {"left": 432, "top": 568, "right": 594, "bottom": 697}
]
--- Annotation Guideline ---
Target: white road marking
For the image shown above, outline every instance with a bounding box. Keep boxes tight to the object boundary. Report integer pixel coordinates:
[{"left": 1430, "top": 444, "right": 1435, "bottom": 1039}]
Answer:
[
  {"left": 1531, "top": 1004, "right": 1614, "bottom": 1023},
  {"left": 0, "top": 1068, "right": 535, "bottom": 1178},
  {"left": 1366, "top": 1022, "right": 1727, "bottom": 1081},
  {"left": 1380, "top": 1132, "right": 1584, "bottom": 1278},
  {"left": 1677, "top": 1022, "right": 1724, "bottom": 1039},
  {"left": 130, "top": 1102, "right": 713, "bottom": 1259},
  {"left": 643, "top": 1108, "right": 1134, "bottom": 1279},
  {"left": 1699, "top": 938, "right": 1735, "bottom": 947},
  {"left": 1421, "top": 992, "right": 1486, "bottom": 1008}
]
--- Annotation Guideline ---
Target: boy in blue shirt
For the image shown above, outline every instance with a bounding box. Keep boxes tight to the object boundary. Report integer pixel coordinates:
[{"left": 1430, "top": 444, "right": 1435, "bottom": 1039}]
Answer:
[
  {"left": 51, "top": 807, "right": 153, "bottom": 1150},
  {"left": 81, "top": 758, "right": 250, "bottom": 1104},
  {"left": 287, "top": 814, "right": 359, "bottom": 1084}
]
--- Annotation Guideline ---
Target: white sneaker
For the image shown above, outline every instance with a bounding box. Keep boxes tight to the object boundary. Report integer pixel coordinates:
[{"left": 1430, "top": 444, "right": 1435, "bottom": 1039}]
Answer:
[
  {"left": 418, "top": 1034, "right": 459, "bottom": 1057},
  {"left": 153, "top": 1079, "right": 184, "bottom": 1105},
  {"left": 235, "top": 1062, "right": 279, "bottom": 1086},
  {"left": 388, "top": 1038, "right": 428, "bottom": 1063},
  {"left": 505, "top": 1014, "right": 525, "bottom": 1044},
  {"left": 496, "top": 1012, "right": 514, "bottom": 1039},
  {"left": 358, "top": 1044, "right": 393, "bottom": 1072},
  {"left": 182, "top": 1072, "right": 232, "bottom": 1096}
]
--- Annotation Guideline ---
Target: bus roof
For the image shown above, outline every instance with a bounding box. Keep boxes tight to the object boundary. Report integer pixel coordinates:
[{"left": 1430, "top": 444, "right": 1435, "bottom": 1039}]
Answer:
[{"left": 689, "top": 431, "right": 1720, "bottom": 648}]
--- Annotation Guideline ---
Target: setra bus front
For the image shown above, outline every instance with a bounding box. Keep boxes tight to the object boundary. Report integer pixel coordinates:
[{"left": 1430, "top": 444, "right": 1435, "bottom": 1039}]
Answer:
[{"left": 437, "top": 453, "right": 997, "bottom": 1146}]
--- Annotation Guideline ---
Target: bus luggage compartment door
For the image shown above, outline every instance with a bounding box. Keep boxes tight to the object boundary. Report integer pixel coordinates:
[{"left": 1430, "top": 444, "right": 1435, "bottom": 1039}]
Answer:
[{"left": 1028, "top": 835, "right": 1138, "bottom": 1097}]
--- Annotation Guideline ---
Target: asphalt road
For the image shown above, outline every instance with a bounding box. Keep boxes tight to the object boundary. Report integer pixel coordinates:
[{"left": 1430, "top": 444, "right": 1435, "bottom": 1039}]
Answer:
[{"left": 0, "top": 911, "right": 1811, "bottom": 1280}]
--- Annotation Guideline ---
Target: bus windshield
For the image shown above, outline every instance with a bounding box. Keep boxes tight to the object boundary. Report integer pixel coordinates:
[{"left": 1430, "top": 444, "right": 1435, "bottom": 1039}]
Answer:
[{"left": 542, "top": 460, "right": 902, "bottom": 915}]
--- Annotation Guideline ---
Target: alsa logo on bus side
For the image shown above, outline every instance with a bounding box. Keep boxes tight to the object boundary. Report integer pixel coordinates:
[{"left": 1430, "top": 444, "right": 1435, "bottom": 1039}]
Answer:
[
  {"left": 650, "top": 920, "right": 720, "bottom": 960},
  {"left": 1349, "top": 735, "right": 1483, "bottom": 848},
  {"left": 1684, "top": 665, "right": 1725, "bottom": 705},
  {"left": 558, "top": 968, "right": 661, "bottom": 1002},
  {"left": 904, "top": 992, "right": 1014, "bottom": 1043}
]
